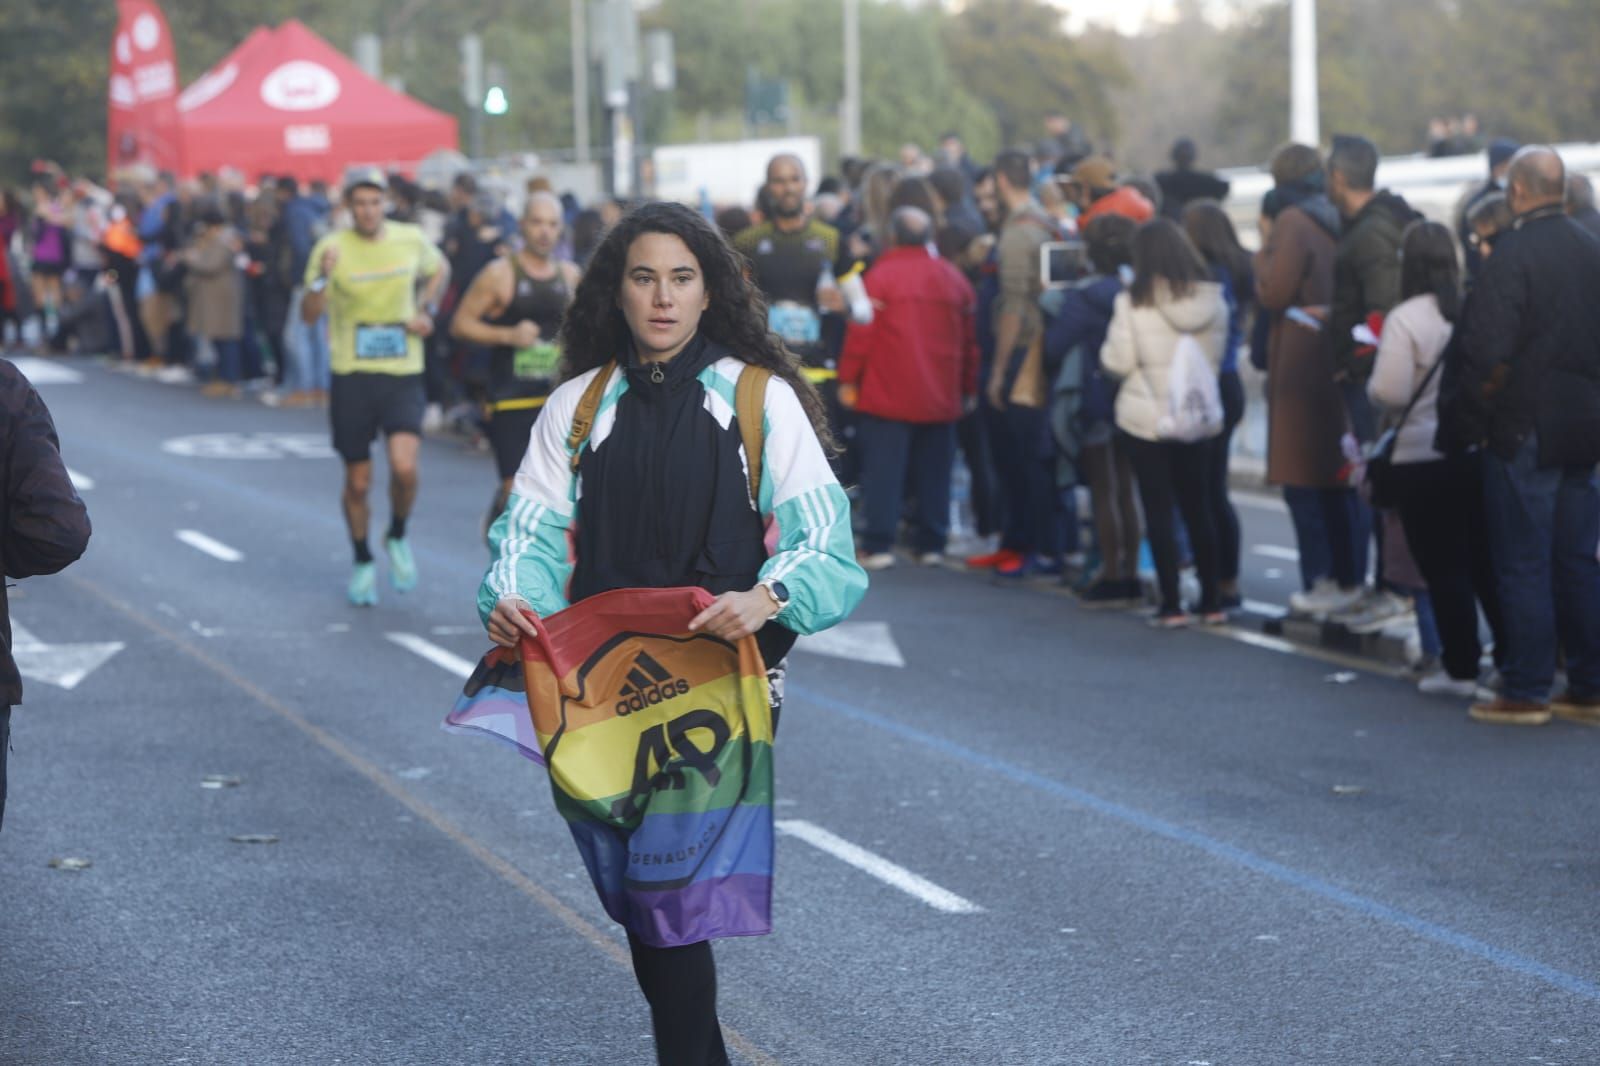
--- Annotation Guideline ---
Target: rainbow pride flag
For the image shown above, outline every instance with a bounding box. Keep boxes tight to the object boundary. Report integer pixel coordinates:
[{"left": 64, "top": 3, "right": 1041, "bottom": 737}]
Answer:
[{"left": 444, "top": 587, "right": 774, "bottom": 948}]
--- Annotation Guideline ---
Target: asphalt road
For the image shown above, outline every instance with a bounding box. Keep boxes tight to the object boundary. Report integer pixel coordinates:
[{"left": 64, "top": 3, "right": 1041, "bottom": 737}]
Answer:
[{"left": 2, "top": 355, "right": 1596, "bottom": 1066}]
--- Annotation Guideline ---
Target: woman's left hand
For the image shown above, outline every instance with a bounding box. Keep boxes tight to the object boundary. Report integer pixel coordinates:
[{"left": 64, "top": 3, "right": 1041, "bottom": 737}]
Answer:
[{"left": 688, "top": 589, "right": 778, "bottom": 642}]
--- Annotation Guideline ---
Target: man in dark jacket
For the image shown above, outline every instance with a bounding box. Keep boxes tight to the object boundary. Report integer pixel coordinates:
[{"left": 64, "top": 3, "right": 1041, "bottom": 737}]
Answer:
[
  {"left": 838, "top": 207, "right": 977, "bottom": 570},
  {"left": 1154, "top": 137, "right": 1230, "bottom": 221},
  {"left": 1440, "top": 147, "right": 1600, "bottom": 726},
  {"left": 1327, "top": 134, "right": 1423, "bottom": 400},
  {"left": 1, "top": 360, "right": 92, "bottom": 827}
]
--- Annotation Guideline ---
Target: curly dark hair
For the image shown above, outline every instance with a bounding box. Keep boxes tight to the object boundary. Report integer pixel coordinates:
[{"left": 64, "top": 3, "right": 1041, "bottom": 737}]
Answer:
[{"left": 557, "top": 200, "right": 837, "bottom": 450}]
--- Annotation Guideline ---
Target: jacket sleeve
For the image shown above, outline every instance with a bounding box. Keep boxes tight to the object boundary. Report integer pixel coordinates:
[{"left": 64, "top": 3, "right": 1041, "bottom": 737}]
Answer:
[
  {"left": 1253, "top": 214, "right": 1303, "bottom": 313},
  {"left": 837, "top": 311, "right": 875, "bottom": 387},
  {"left": 1330, "top": 228, "right": 1400, "bottom": 370},
  {"left": 477, "top": 376, "right": 591, "bottom": 624},
  {"left": 1367, "top": 303, "right": 1419, "bottom": 411},
  {"left": 1098, "top": 294, "right": 1137, "bottom": 381},
  {"left": 1452, "top": 251, "right": 1525, "bottom": 432},
  {"left": 5, "top": 374, "right": 91, "bottom": 579},
  {"left": 756, "top": 379, "right": 868, "bottom": 635}
]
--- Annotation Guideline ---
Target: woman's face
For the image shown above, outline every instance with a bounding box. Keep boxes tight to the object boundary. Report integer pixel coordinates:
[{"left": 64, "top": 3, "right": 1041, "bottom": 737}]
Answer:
[{"left": 617, "top": 231, "right": 709, "bottom": 362}]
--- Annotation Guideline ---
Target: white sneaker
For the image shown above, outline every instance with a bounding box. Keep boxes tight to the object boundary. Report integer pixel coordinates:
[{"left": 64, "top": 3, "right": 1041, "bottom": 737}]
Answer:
[
  {"left": 858, "top": 552, "right": 896, "bottom": 572},
  {"left": 917, "top": 551, "right": 945, "bottom": 566},
  {"left": 421, "top": 402, "right": 445, "bottom": 434},
  {"left": 1340, "top": 591, "right": 1416, "bottom": 634},
  {"left": 1417, "top": 670, "right": 1478, "bottom": 698},
  {"left": 1288, "top": 579, "right": 1364, "bottom": 618}
]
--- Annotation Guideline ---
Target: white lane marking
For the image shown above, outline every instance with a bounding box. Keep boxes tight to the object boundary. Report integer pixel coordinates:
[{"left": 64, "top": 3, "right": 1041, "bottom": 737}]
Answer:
[
  {"left": 1232, "top": 492, "right": 1289, "bottom": 515},
  {"left": 175, "top": 529, "right": 244, "bottom": 562},
  {"left": 775, "top": 819, "right": 983, "bottom": 914},
  {"left": 1243, "top": 599, "right": 1289, "bottom": 619},
  {"left": 794, "top": 620, "right": 906, "bottom": 668},
  {"left": 386, "top": 632, "right": 475, "bottom": 679},
  {"left": 9, "top": 620, "right": 124, "bottom": 690},
  {"left": 66, "top": 468, "right": 94, "bottom": 491},
  {"left": 7, "top": 357, "right": 84, "bottom": 385},
  {"left": 1216, "top": 628, "right": 1303, "bottom": 656},
  {"left": 1251, "top": 545, "right": 1301, "bottom": 562}
]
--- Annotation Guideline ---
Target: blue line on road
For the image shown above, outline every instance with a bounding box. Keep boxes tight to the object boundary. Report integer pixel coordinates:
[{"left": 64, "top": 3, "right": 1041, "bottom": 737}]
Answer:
[{"left": 790, "top": 682, "right": 1600, "bottom": 1004}]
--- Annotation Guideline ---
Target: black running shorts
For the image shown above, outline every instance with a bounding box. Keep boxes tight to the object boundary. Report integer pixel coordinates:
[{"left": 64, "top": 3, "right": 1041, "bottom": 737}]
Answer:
[
  {"left": 487, "top": 404, "right": 543, "bottom": 480},
  {"left": 329, "top": 372, "right": 426, "bottom": 463}
]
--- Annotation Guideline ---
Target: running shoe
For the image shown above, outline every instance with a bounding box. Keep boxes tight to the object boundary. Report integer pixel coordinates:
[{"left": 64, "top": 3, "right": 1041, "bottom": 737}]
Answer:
[
  {"left": 348, "top": 562, "right": 379, "bottom": 607},
  {"left": 386, "top": 537, "right": 418, "bottom": 592},
  {"left": 857, "top": 551, "right": 896, "bottom": 572},
  {"left": 966, "top": 548, "right": 1022, "bottom": 570}
]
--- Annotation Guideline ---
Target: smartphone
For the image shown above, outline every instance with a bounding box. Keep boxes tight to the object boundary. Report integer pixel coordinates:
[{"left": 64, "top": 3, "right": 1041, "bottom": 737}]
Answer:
[{"left": 1040, "top": 239, "right": 1088, "bottom": 288}]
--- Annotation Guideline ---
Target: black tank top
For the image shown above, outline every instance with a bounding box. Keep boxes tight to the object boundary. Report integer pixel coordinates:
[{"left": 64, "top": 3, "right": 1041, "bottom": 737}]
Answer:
[{"left": 488, "top": 255, "right": 569, "bottom": 402}]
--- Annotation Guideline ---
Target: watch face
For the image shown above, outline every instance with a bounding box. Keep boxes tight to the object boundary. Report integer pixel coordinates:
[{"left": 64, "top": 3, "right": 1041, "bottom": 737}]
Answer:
[{"left": 770, "top": 580, "right": 790, "bottom": 605}]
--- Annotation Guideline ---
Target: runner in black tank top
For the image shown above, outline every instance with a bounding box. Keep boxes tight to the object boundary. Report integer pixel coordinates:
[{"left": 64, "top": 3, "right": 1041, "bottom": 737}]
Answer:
[{"left": 449, "top": 192, "right": 580, "bottom": 533}]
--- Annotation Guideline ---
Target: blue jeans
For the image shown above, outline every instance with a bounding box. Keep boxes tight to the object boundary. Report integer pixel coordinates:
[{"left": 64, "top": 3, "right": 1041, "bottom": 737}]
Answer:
[
  {"left": 1283, "top": 486, "right": 1367, "bottom": 590},
  {"left": 856, "top": 414, "right": 956, "bottom": 555},
  {"left": 283, "top": 287, "right": 330, "bottom": 391},
  {"left": 994, "top": 404, "right": 1055, "bottom": 556},
  {"left": 1482, "top": 436, "right": 1600, "bottom": 701}
]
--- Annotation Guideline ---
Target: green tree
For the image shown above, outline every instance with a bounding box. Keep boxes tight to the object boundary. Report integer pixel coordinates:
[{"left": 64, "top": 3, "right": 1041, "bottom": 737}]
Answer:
[{"left": 942, "top": 0, "right": 1129, "bottom": 149}]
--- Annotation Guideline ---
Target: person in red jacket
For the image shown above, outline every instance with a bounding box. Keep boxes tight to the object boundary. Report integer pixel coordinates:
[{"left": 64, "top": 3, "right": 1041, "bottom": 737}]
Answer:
[{"left": 839, "top": 207, "right": 979, "bottom": 570}]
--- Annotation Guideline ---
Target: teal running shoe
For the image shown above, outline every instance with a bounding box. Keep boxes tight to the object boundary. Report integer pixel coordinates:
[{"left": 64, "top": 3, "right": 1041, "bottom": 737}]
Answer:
[
  {"left": 386, "top": 536, "right": 417, "bottom": 593},
  {"left": 348, "top": 562, "right": 379, "bottom": 606}
]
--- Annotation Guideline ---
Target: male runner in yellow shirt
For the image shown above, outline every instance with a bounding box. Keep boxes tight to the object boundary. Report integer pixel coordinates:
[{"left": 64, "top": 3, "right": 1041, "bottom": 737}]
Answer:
[{"left": 302, "top": 168, "right": 449, "bottom": 605}]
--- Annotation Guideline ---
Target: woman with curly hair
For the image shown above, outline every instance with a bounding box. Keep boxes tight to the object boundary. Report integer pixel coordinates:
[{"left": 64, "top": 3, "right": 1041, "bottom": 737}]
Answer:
[{"left": 478, "top": 201, "right": 866, "bottom": 1065}]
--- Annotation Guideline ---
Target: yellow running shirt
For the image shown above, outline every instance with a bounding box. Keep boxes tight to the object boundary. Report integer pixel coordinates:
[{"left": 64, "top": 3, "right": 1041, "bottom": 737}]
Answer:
[{"left": 305, "top": 222, "right": 442, "bottom": 376}]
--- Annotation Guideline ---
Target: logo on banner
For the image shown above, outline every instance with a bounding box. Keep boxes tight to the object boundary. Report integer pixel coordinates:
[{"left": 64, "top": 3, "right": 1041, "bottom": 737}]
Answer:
[
  {"left": 110, "top": 75, "right": 137, "bottom": 109},
  {"left": 132, "top": 13, "right": 161, "bottom": 51},
  {"left": 116, "top": 34, "right": 132, "bottom": 64},
  {"left": 179, "top": 63, "right": 238, "bottom": 112},
  {"left": 285, "top": 125, "right": 332, "bottom": 153},
  {"left": 261, "top": 61, "right": 341, "bottom": 111}
]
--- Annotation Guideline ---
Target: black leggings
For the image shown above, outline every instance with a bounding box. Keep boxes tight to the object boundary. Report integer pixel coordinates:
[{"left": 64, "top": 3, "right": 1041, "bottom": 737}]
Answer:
[
  {"left": 1122, "top": 431, "right": 1219, "bottom": 614},
  {"left": 628, "top": 933, "right": 730, "bottom": 1066},
  {"left": 1207, "top": 371, "right": 1245, "bottom": 583}
]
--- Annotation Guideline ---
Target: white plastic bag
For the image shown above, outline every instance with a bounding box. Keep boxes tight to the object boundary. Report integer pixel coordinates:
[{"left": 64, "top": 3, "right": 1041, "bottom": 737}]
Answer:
[{"left": 1157, "top": 334, "right": 1223, "bottom": 442}]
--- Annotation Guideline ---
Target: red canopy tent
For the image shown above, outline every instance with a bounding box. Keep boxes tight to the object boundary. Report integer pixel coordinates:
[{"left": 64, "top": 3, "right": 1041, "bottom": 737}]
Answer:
[{"left": 177, "top": 19, "right": 459, "bottom": 183}]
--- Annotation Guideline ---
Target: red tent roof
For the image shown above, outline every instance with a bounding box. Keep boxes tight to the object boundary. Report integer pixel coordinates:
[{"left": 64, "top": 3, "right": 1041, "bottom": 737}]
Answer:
[{"left": 177, "top": 19, "right": 459, "bottom": 183}]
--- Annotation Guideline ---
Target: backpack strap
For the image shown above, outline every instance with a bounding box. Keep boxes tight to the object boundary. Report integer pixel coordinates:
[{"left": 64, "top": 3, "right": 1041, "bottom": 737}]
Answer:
[
  {"left": 734, "top": 364, "right": 772, "bottom": 506},
  {"left": 566, "top": 360, "right": 616, "bottom": 474}
]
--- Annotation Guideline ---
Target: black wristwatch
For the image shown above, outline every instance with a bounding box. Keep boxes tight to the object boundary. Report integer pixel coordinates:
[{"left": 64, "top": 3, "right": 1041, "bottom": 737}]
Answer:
[{"left": 759, "top": 579, "right": 790, "bottom": 614}]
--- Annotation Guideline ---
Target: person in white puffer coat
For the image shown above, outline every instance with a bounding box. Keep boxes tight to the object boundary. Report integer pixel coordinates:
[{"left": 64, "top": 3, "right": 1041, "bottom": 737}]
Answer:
[{"left": 1100, "top": 218, "right": 1229, "bottom": 627}]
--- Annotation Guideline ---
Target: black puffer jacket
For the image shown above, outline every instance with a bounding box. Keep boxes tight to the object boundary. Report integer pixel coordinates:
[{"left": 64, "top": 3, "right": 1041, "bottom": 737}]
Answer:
[
  {"left": 2, "top": 360, "right": 92, "bottom": 705},
  {"left": 1437, "top": 206, "right": 1600, "bottom": 465},
  {"left": 1329, "top": 190, "right": 1423, "bottom": 384}
]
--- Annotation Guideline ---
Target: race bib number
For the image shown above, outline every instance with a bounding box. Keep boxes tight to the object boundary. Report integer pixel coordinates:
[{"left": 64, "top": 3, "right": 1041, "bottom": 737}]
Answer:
[
  {"left": 354, "top": 323, "right": 408, "bottom": 360},
  {"left": 513, "top": 342, "right": 562, "bottom": 380},
  {"left": 768, "top": 302, "right": 821, "bottom": 346}
]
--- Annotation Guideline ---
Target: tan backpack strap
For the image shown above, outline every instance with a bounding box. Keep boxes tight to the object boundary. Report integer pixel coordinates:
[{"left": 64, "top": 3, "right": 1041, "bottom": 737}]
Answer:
[
  {"left": 735, "top": 364, "right": 772, "bottom": 506},
  {"left": 566, "top": 360, "right": 616, "bottom": 473}
]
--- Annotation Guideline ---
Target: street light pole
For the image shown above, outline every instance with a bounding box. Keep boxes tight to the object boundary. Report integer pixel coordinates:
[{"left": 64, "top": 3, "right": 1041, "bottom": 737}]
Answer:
[
  {"left": 841, "top": 0, "right": 861, "bottom": 156},
  {"left": 571, "top": 0, "right": 590, "bottom": 163},
  {"left": 1290, "top": 0, "right": 1319, "bottom": 146}
]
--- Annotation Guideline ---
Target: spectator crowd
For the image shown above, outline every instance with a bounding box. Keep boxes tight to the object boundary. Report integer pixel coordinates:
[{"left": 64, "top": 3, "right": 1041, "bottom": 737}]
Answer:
[{"left": 5, "top": 116, "right": 1600, "bottom": 728}]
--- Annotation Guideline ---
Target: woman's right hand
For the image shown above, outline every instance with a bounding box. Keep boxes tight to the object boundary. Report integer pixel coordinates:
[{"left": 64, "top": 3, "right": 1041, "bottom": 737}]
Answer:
[{"left": 487, "top": 597, "right": 541, "bottom": 647}]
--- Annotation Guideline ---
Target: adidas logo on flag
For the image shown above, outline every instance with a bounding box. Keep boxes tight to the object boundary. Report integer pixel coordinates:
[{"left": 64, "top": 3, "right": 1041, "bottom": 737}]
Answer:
[{"left": 615, "top": 650, "right": 690, "bottom": 716}]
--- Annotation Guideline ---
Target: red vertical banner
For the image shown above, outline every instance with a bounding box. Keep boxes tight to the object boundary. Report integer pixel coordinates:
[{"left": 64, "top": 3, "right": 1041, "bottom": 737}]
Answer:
[{"left": 106, "top": 0, "right": 185, "bottom": 177}]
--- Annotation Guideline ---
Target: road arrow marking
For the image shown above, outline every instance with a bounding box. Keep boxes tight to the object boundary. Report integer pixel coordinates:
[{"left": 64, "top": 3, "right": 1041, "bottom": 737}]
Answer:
[
  {"left": 794, "top": 620, "right": 905, "bottom": 668},
  {"left": 7, "top": 357, "right": 84, "bottom": 385},
  {"left": 776, "top": 819, "right": 983, "bottom": 914},
  {"left": 1251, "top": 544, "right": 1302, "bottom": 562},
  {"left": 386, "top": 633, "right": 475, "bottom": 679},
  {"left": 176, "top": 529, "right": 244, "bottom": 562},
  {"left": 10, "top": 621, "right": 123, "bottom": 691}
]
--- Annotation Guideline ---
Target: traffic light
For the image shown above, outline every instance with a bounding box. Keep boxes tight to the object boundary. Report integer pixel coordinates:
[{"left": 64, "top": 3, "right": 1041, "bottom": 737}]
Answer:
[{"left": 483, "top": 62, "right": 508, "bottom": 115}]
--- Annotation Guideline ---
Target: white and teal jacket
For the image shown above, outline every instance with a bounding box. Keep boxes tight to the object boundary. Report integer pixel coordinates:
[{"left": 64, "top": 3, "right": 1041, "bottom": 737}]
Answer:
[{"left": 479, "top": 346, "right": 867, "bottom": 641}]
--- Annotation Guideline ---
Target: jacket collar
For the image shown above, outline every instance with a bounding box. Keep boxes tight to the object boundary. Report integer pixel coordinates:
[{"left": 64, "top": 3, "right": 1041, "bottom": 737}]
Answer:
[{"left": 1513, "top": 203, "right": 1567, "bottom": 230}]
